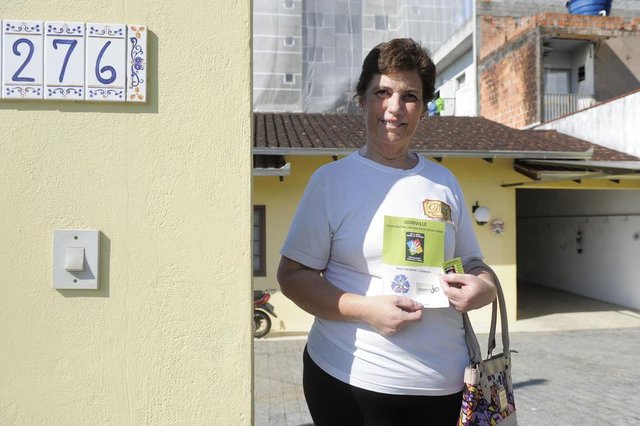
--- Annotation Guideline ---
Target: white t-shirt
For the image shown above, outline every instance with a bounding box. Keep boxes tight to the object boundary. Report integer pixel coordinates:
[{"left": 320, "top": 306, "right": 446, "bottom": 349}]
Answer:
[{"left": 281, "top": 151, "right": 483, "bottom": 396}]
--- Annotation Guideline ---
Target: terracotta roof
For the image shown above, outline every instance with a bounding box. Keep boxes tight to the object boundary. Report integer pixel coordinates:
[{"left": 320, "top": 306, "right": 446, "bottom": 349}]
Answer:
[
  {"left": 527, "top": 130, "right": 638, "bottom": 161},
  {"left": 254, "top": 113, "right": 638, "bottom": 161}
]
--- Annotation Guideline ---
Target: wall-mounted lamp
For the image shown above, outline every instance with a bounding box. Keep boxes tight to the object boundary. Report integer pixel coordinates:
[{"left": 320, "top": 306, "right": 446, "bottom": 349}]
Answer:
[
  {"left": 472, "top": 202, "right": 491, "bottom": 225},
  {"left": 576, "top": 229, "right": 583, "bottom": 254}
]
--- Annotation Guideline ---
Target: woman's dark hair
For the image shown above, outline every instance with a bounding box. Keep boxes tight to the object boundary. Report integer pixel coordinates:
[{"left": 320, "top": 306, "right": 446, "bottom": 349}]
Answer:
[{"left": 355, "top": 38, "right": 436, "bottom": 109}]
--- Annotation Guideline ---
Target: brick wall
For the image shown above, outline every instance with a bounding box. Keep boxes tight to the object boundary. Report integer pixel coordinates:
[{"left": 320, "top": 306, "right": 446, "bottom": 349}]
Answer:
[
  {"left": 477, "top": 12, "right": 640, "bottom": 128},
  {"left": 479, "top": 33, "right": 538, "bottom": 128},
  {"left": 479, "top": 15, "right": 538, "bottom": 60}
]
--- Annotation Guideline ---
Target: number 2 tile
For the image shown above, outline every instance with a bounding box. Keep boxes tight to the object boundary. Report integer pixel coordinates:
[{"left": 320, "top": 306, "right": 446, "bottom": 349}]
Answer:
[
  {"left": 44, "top": 22, "right": 85, "bottom": 100},
  {"left": 2, "top": 20, "right": 44, "bottom": 99},
  {"left": 85, "top": 23, "right": 126, "bottom": 102}
]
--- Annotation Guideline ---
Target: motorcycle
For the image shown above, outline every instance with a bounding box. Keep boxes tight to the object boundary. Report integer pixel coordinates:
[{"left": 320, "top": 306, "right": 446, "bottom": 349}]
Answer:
[{"left": 254, "top": 290, "right": 278, "bottom": 338}]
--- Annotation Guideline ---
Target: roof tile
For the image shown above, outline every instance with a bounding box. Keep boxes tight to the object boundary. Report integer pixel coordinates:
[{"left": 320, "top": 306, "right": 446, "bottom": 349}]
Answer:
[{"left": 254, "top": 113, "right": 638, "bottom": 161}]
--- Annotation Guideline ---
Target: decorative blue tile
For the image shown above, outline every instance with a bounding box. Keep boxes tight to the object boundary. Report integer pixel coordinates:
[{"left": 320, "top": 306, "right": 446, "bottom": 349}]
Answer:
[
  {"left": 85, "top": 23, "right": 126, "bottom": 102},
  {"left": 2, "top": 20, "right": 44, "bottom": 99},
  {"left": 0, "top": 22, "right": 3, "bottom": 87},
  {"left": 126, "top": 24, "right": 147, "bottom": 103},
  {"left": 44, "top": 21, "right": 85, "bottom": 101}
]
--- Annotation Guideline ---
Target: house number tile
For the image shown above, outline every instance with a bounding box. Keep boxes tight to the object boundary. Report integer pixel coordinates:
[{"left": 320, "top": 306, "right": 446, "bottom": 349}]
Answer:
[
  {"left": 0, "top": 20, "right": 147, "bottom": 103},
  {"left": 85, "top": 23, "right": 126, "bottom": 102},
  {"left": 45, "top": 21, "right": 85, "bottom": 100},
  {"left": 2, "top": 20, "right": 44, "bottom": 99}
]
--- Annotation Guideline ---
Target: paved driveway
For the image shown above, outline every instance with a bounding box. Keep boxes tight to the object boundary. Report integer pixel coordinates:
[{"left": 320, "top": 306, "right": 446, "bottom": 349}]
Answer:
[
  {"left": 255, "top": 327, "right": 640, "bottom": 425},
  {"left": 255, "top": 285, "right": 640, "bottom": 425}
]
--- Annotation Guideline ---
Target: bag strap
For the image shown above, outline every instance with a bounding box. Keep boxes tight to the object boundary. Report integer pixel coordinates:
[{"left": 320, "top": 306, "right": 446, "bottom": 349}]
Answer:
[{"left": 462, "top": 260, "right": 510, "bottom": 364}]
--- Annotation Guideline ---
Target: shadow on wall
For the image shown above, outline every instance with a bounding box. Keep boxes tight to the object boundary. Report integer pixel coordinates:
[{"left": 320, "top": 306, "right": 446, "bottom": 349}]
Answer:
[
  {"left": 595, "top": 37, "right": 640, "bottom": 101},
  {"left": 516, "top": 281, "right": 630, "bottom": 320}
]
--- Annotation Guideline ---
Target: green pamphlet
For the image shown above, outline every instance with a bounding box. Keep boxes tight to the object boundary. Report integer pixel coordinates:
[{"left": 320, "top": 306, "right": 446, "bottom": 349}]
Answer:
[{"left": 381, "top": 216, "right": 449, "bottom": 308}]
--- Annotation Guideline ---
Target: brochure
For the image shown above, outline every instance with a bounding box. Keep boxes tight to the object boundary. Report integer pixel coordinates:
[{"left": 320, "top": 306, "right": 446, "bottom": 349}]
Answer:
[{"left": 381, "top": 215, "right": 449, "bottom": 308}]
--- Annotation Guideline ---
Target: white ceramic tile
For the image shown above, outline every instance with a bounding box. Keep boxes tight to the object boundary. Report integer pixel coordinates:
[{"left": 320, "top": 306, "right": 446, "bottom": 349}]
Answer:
[
  {"left": 44, "top": 21, "right": 85, "bottom": 100},
  {"left": 85, "top": 23, "right": 126, "bottom": 102},
  {"left": 2, "top": 20, "right": 44, "bottom": 99},
  {"left": 126, "top": 24, "right": 147, "bottom": 103}
]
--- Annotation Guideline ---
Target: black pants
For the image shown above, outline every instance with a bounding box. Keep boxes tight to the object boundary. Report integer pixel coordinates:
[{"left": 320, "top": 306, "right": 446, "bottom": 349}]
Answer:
[{"left": 303, "top": 346, "right": 462, "bottom": 426}]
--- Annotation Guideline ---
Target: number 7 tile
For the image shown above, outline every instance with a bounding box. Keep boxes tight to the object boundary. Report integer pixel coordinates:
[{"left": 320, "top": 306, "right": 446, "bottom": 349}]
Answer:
[
  {"left": 2, "top": 20, "right": 44, "bottom": 99},
  {"left": 45, "top": 22, "right": 85, "bottom": 100},
  {"left": 85, "top": 23, "right": 126, "bottom": 102}
]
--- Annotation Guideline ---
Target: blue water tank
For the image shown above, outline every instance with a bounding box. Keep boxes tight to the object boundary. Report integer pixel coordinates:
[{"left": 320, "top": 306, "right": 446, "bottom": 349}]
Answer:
[{"left": 566, "top": 0, "right": 613, "bottom": 16}]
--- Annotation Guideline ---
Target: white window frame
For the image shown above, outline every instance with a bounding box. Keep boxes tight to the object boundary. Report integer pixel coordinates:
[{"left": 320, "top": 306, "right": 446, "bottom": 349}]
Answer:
[
  {"left": 456, "top": 73, "right": 466, "bottom": 90},
  {"left": 374, "top": 15, "right": 388, "bottom": 30}
]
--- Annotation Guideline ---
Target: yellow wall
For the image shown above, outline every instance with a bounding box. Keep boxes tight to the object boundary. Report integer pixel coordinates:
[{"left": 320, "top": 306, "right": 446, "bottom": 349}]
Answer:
[
  {"left": 253, "top": 156, "right": 334, "bottom": 334},
  {"left": 254, "top": 155, "right": 640, "bottom": 334},
  {"left": 0, "top": 1, "right": 252, "bottom": 424},
  {"left": 254, "top": 156, "right": 522, "bottom": 332},
  {"left": 446, "top": 158, "right": 519, "bottom": 328}
]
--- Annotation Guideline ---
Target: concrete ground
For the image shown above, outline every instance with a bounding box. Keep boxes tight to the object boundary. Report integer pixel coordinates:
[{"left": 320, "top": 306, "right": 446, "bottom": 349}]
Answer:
[{"left": 254, "top": 283, "right": 640, "bottom": 425}]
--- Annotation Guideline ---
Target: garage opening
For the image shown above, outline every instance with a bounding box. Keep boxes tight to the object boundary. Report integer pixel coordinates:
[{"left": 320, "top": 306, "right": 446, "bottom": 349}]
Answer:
[{"left": 515, "top": 188, "right": 640, "bottom": 318}]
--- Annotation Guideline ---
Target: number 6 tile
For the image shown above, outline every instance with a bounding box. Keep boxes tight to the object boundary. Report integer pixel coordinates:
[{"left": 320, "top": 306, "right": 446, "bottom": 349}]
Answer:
[
  {"left": 2, "top": 20, "right": 44, "bottom": 99},
  {"left": 85, "top": 23, "right": 126, "bottom": 102},
  {"left": 45, "top": 22, "right": 85, "bottom": 100}
]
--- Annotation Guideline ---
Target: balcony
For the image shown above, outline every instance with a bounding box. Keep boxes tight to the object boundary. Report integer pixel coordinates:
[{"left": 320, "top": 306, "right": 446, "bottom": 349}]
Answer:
[{"left": 543, "top": 93, "right": 596, "bottom": 122}]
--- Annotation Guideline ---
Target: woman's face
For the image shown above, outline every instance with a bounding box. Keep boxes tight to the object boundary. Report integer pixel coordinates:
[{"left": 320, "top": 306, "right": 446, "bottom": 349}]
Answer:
[{"left": 360, "top": 70, "right": 424, "bottom": 166}]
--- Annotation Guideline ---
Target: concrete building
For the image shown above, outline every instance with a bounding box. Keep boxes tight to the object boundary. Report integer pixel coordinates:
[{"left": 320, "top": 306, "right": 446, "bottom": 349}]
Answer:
[
  {"left": 433, "top": 0, "right": 640, "bottom": 127},
  {"left": 537, "top": 88, "right": 640, "bottom": 158},
  {"left": 253, "top": 0, "right": 473, "bottom": 113},
  {"left": 426, "top": 3, "right": 640, "bottom": 316}
]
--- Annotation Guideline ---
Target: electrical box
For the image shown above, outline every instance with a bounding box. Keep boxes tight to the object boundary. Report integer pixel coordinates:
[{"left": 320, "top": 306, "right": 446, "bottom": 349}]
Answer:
[{"left": 53, "top": 230, "right": 100, "bottom": 289}]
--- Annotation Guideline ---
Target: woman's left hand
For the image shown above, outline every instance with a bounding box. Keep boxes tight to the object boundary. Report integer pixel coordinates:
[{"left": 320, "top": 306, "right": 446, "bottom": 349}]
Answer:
[{"left": 441, "top": 272, "right": 497, "bottom": 313}]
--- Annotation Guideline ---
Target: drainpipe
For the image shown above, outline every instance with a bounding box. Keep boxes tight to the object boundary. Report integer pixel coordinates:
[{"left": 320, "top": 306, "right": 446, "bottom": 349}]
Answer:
[
  {"left": 536, "top": 27, "right": 543, "bottom": 125},
  {"left": 473, "top": 0, "right": 479, "bottom": 117}
]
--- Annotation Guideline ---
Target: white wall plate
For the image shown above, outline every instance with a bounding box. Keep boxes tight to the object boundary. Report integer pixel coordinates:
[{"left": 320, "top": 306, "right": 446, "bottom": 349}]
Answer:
[{"left": 53, "top": 230, "right": 100, "bottom": 290}]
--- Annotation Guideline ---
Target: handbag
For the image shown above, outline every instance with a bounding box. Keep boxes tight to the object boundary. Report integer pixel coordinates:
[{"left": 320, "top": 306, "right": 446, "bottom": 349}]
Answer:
[{"left": 458, "top": 262, "right": 517, "bottom": 426}]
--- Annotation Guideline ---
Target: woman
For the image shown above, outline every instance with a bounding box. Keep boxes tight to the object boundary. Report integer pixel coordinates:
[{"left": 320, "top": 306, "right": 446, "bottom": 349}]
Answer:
[{"left": 277, "top": 38, "right": 496, "bottom": 425}]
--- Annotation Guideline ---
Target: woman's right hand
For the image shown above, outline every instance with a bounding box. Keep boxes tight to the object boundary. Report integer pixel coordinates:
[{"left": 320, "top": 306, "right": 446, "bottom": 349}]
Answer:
[{"left": 357, "top": 295, "right": 423, "bottom": 336}]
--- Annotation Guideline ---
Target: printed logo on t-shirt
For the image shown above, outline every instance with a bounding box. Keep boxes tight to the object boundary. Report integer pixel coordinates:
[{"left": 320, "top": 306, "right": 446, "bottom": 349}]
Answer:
[
  {"left": 422, "top": 199, "right": 452, "bottom": 222},
  {"left": 405, "top": 232, "right": 424, "bottom": 262}
]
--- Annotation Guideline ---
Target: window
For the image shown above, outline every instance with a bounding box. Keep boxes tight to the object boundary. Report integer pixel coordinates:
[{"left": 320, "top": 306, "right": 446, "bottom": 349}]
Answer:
[
  {"left": 456, "top": 73, "right": 466, "bottom": 90},
  {"left": 284, "top": 73, "right": 295, "bottom": 84},
  {"left": 336, "top": 14, "right": 358, "bottom": 34},
  {"left": 307, "top": 12, "right": 324, "bottom": 27},
  {"left": 283, "top": 0, "right": 294, "bottom": 9},
  {"left": 374, "top": 15, "right": 388, "bottom": 30},
  {"left": 544, "top": 68, "right": 570, "bottom": 94},
  {"left": 284, "top": 36, "right": 294, "bottom": 47},
  {"left": 578, "top": 65, "right": 586, "bottom": 82},
  {"left": 253, "top": 206, "right": 266, "bottom": 277}
]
